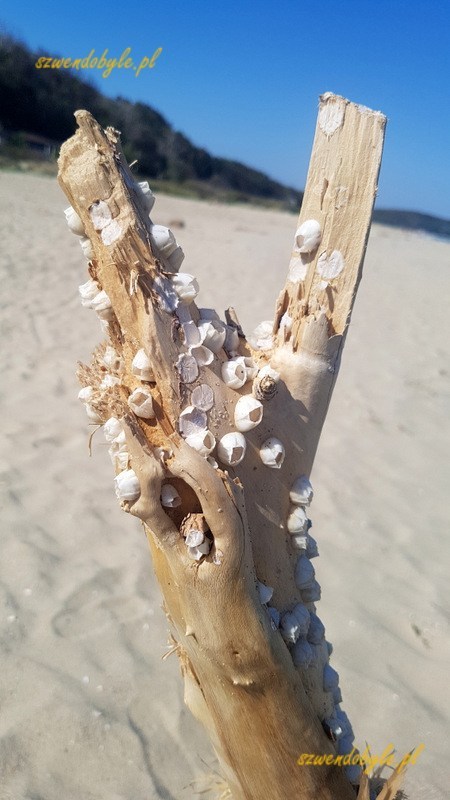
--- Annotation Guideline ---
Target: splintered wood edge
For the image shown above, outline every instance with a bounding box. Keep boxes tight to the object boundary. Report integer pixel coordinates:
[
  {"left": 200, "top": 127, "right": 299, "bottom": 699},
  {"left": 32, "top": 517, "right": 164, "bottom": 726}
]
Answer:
[{"left": 276, "top": 92, "right": 386, "bottom": 348}]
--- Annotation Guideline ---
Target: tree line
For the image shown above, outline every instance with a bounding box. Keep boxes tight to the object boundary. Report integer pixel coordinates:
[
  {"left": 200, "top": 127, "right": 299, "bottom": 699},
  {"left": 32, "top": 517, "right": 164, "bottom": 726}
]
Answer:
[{"left": 0, "top": 34, "right": 301, "bottom": 207}]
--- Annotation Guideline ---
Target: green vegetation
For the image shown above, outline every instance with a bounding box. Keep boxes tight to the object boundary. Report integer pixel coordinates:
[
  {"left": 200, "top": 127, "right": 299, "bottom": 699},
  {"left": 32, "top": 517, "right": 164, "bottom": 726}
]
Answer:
[
  {"left": 1, "top": 33, "right": 449, "bottom": 235},
  {"left": 0, "top": 33, "right": 301, "bottom": 211}
]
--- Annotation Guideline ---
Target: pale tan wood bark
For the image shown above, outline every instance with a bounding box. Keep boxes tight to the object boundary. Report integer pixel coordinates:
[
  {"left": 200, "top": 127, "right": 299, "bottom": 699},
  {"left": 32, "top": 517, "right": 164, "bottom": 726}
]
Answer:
[{"left": 58, "top": 94, "right": 385, "bottom": 799}]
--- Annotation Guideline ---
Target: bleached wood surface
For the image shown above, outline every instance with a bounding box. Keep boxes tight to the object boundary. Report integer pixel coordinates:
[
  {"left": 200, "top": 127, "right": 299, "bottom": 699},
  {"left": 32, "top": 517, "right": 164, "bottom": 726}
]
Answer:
[{"left": 58, "top": 94, "right": 385, "bottom": 799}]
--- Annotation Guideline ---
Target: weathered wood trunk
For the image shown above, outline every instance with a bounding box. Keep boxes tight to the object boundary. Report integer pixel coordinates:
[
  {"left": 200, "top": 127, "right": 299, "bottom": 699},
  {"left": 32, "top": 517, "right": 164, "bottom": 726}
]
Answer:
[{"left": 58, "top": 93, "right": 386, "bottom": 799}]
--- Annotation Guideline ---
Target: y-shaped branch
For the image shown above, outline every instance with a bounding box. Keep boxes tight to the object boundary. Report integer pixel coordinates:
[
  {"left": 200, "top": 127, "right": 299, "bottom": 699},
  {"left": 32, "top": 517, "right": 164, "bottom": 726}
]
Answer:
[{"left": 58, "top": 97, "right": 385, "bottom": 799}]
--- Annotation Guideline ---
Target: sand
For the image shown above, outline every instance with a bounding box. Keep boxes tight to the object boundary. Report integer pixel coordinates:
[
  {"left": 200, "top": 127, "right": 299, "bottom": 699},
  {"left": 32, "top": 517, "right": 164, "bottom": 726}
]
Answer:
[{"left": 0, "top": 171, "right": 449, "bottom": 799}]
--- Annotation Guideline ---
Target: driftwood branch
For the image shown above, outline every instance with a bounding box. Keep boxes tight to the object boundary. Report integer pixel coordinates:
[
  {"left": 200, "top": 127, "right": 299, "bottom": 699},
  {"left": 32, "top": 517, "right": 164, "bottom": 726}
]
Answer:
[{"left": 58, "top": 93, "right": 386, "bottom": 799}]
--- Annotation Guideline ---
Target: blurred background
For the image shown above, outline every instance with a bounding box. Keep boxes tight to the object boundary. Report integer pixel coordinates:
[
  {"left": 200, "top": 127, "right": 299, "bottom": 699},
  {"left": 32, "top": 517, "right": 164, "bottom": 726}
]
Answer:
[
  {"left": 0, "top": 2, "right": 449, "bottom": 799},
  {"left": 1, "top": 0, "right": 449, "bottom": 224}
]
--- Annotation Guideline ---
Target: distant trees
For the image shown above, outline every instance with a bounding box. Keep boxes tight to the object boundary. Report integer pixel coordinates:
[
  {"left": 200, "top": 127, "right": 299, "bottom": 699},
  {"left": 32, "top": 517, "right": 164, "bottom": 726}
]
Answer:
[
  {"left": 0, "top": 33, "right": 301, "bottom": 206},
  {"left": 0, "top": 35, "right": 102, "bottom": 140}
]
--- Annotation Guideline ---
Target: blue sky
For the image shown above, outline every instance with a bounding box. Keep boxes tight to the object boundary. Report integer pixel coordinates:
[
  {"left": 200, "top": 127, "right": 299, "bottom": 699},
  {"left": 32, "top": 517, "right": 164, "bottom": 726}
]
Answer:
[{"left": 1, "top": 0, "right": 449, "bottom": 217}]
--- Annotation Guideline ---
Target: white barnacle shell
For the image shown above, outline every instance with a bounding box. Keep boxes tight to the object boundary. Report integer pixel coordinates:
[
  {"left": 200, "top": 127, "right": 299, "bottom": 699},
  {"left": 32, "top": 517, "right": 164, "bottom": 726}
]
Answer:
[
  {"left": 153, "top": 275, "right": 179, "bottom": 313},
  {"left": 279, "top": 611, "right": 300, "bottom": 644},
  {"left": 300, "top": 579, "right": 321, "bottom": 603},
  {"left": 132, "top": 349, "right": 155, "bottom": 382},
  {"left": 217, "top": 432, "right": 246, "bottom": 466},
  {"left": 221, "top": 358, "right": 246, "bottom": 389},
  {"left": 335, "top": 709, "right": 353, "bottom": 738},
  {"left": 109, "top": 433, "right": 127, "bottom": 456},
  {"left": 101, "top": 346, "right": 124, "bottom": 373},
  {"left": 289, "top": 475, "right": 314, "bottom": 506},
  {"left": 279, "top": 312, "right": 293, "bottom": 334},
  {"left": 287, "top": 505, "right": 309, "bottom": 533},
  {"left": 64, "top": 206, "right": 85, "bottom": 236},
  {"left": 236, "top": 356, "right": 258, "bottom": 381},
  {"left": 259, "top": 437, "right": 285, "bottom": 469},
  {"left": 317, "top": 250, "right": 345, "bottom": 280},
  {"left": 291, "top": 532, "right": 319, "bottom": 556},
  {"left": 323, "top": 664, "right": 340, "bottom": 692},
  {"left": 323, "top": 715, "right": 344, "bottom": 741},
  {"left": 149, "top": 224, "right": 178, "bottom": 257},
  {"left": 84, "top": 404, "right": 102, "bottom": 424},
  {"left": 108, "top": 434, "right": 129, "bottom": 469},
  {"left": 127, "top": 387, "right": 155, "bottom": 419},
  {"left": 185, "top": 429, "right": 216, "bottom": 457},
  {"left": 137, "top": 181, "right": 155, "bottom": 212},
  {"left": 109, "top": 447, "right": 129, "bottom": 472},
  {"left": 185, "top": 529, "right": 205, "bottom": 547},
  {"left": 223, "top": 325, "right": 240, "bottom": 355},
  {"left": 181, "top": 320, "right": 201, "bottom": 347},
  {"left": 112, "top": 434, "right": 127, "bottom": 455},
  {"left": 90, "top": 290, "right": 114, "bottom": 320},
  {"left": 253, "top": 364, "right": 280, "bottom": 401},
  {"left": 175, "top": 304, "right": 192, "bottom": 324},
  {"left": 88, "top": 200, "right": 121, "bottom": 246},
  {"left": 101, "top": 374, "right": 121, "bottom": 389},
  {"left": 103, "top": 417, "right": 123, "bottom": 443},
  {"left": 291, "top": 534, "right": 308, "bottom": 550},
  {"left": 319, "top": 96, "right": 345, "bottom": 136},
  {"left": 89, "top": 199, "right": 112, "bottom": 230},
  {"left": 187, "top": 539, "right": 211, "bottom": 561},
  {"left": 78, "top": 279, "right": 99, "bottom": 308},
  {"left": 295, "top": 219, "right": 322, "bottom": 254},
  {"left": 111, "top": 429, "right": 127, "bottom": 450},
  {"left": 234, "top": 395, "right": 263, "bottom": 432},
  {"left": 176, "top": 353, "right": 198, "bottom": 384},
  {"left": 191, "top": 384, "right": 214, "bottom": 412},
  {"left": 267, "top": 607, "right": 280, "bottom": 629},
  {"left": 78, "top": 386, "right": 94, "bottom": 403},
  {"left": 306, "top": 535, "right": 319, "bottom": 559},
  {"left": 160, "top": 484, "right": 181, "bottom": 508},
  {"left": 198, "top": 319, "right": 226, "bottom": 353},
  {"left": 294, "top": 555, "right": 315, "bottom": 589},
  {"left": 256, "top": 580, "right": 273, "bottom": 605},
  {"left": 189, "top": 344, "right": 214, "bottom": 367},
  {"left": 307, "top": 612, "right": 325, "bottom": 645},
  {"left": 79, "top": 236, "right": 95, "bottom": 260},
  {"left": 170, "top": 273, "right": 199, "bottom": 305},
  {"left": 292, "top": 638, "right": 314, "bottom": 668},
  {"left": 288, "top": 256, "right": 308, "bottom": 284},
  {"left": 178, "top": 406, "right": 207, "bottom": 437},
  {"left": 166, "top": 246, "right": 185, "bottom": 272},
  {"left": 247, "top": 320, "right": 274, "bottom": 351},
  {"left": 291, "top": 531, "right": 316, "bottom": 551},
  {"left": 199, "top": 308, "right": 220, "bottom": 322},
  {"left": 292, "top": 603, "right": 311, "bottom": 636},
  {"left": 258, "top": 365, "right": 280, "bottom": 383},
  {"left": 114, "top": 468, "right": 140, "bottom": 503}
]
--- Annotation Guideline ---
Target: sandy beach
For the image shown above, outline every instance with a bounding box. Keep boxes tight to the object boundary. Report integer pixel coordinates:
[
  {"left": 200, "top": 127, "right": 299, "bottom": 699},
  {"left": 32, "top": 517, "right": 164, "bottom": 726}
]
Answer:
[{"left": 0, "top": 171, "right": 449, "bottom": 799}]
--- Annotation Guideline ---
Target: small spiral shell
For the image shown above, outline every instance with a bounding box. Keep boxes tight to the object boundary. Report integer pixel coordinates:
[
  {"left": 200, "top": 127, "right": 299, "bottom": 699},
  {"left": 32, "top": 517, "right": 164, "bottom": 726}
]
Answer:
[{"left": 253, "top": 365, "right": 280, "bottom": 401}]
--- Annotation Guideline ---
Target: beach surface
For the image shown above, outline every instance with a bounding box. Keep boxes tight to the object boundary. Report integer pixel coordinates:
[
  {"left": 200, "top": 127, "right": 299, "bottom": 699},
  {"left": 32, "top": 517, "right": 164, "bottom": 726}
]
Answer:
[{"left": 1, "top": 171, "right": 449, "bottom": 799}]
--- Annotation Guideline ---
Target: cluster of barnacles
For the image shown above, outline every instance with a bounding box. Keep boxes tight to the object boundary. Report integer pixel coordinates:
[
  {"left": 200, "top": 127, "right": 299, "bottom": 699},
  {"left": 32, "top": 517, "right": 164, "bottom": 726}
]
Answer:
[{"left": 65, "top": 174, "right": 361, "bottom": 787}]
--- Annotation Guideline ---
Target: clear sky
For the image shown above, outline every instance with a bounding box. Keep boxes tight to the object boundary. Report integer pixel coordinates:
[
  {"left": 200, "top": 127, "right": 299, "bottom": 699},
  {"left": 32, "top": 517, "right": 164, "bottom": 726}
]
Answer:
[{"left": 1, "top": 0, "right": 449, "bottom": 217}]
